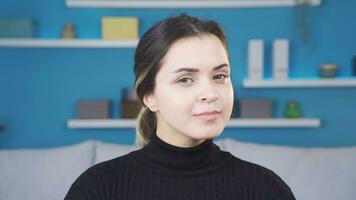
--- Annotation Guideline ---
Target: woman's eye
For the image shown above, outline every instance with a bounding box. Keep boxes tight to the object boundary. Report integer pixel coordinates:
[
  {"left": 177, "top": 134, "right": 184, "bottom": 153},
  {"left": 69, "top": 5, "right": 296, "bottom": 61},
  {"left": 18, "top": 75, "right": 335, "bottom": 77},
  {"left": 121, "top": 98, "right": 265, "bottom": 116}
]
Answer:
[
  {"left": 178, "top": 77, "right": 192, "bottom": 83},
  {"left": 214, "top": 74, "right": 229, "bottom": 80},
  {"left": 177, "top": 77, "right": 194, "bottom": 86}
]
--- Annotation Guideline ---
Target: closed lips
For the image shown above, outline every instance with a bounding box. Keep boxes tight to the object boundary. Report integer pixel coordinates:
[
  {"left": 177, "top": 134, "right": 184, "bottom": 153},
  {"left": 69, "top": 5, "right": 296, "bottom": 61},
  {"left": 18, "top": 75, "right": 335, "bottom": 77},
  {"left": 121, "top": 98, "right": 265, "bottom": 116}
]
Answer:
[{"left": 194, "top": 111, "right": 221, "bottom": 116}]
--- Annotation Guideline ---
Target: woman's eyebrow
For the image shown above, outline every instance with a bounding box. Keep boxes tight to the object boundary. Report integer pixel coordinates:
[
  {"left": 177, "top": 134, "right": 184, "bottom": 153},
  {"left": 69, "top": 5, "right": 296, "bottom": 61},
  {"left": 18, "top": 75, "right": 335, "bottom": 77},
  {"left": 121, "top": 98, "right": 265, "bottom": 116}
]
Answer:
[{"left": 172, "top": 63, "right": 229, "bottom": 73}]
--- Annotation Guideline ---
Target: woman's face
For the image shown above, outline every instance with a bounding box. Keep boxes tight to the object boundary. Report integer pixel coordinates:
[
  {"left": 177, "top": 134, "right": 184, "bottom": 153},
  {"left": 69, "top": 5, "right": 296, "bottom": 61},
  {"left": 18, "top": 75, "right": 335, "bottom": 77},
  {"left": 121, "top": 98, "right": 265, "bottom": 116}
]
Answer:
[{"left": 144, "top": 34, "right": 234, "bottom": 147}]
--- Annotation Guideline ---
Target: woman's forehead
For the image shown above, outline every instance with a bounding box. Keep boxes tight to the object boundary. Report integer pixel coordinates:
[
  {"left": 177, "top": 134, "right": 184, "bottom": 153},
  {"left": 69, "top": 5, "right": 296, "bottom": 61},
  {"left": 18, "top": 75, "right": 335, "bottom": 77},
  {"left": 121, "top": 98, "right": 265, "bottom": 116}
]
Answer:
[
  {"left": 160, "top": 35, "right": 229, "bottom": 73},
  {"left": 171, "top": 63, "right": 230, "bottom": 74}
]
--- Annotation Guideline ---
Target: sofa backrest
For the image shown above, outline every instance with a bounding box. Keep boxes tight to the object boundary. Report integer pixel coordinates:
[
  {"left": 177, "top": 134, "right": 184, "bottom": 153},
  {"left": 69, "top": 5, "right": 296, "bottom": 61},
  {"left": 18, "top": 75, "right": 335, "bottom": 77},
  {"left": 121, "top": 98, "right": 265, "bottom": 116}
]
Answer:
[
  {"left": 1, "top": 138, "right": 355, "bottom": 200},
  {"left": 0, "top": 140, "right": 95, "bottom": 200},
  {"left": 221, "top": 138, "right": 356, "bottom": 200}
]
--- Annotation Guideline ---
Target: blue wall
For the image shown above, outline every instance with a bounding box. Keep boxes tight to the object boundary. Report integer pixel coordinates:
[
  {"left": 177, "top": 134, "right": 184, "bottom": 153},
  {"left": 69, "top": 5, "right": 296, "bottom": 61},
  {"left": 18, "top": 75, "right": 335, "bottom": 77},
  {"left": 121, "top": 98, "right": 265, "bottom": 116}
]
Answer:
[{"left": 1, "top": 0, "right": 356, "bottom": 149}]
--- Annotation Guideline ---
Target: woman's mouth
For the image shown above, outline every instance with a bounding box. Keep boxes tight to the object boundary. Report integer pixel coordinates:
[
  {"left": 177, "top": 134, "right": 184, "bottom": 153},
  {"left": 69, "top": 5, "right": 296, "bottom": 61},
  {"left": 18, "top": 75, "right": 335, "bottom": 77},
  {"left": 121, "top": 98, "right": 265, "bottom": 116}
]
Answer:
[{"left": 194, "top": 111, "right": 221, "bottom": 121}]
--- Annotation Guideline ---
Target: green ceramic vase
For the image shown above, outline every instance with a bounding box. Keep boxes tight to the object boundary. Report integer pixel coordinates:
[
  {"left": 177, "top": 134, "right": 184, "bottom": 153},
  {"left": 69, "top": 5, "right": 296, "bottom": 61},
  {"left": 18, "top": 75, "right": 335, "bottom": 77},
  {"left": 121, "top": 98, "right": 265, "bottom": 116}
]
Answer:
[{"left": 284, "top": 101, "right": 301, "bottom": 118}]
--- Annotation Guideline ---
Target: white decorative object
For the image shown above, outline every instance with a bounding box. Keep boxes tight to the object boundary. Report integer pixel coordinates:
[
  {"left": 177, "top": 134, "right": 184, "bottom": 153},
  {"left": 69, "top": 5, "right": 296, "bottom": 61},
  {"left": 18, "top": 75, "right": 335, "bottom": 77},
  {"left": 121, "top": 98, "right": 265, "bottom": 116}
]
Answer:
[
  {"left": 248, "top": 39, "right": 264, "bottom": 80},
  {"left": 273, "top": 39, "right": 289, "bottom": 79}
]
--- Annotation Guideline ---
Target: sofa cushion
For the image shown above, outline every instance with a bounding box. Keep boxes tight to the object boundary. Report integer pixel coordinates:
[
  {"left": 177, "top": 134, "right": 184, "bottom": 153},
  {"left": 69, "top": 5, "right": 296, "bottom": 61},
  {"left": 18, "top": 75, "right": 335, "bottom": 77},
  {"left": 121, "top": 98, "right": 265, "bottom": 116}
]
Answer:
[
  {"left": 0, "top": 140, "right": 95, "bottom": 200},
  {"left": 221, "top": 138, "right": 356, "bottom": 200}
]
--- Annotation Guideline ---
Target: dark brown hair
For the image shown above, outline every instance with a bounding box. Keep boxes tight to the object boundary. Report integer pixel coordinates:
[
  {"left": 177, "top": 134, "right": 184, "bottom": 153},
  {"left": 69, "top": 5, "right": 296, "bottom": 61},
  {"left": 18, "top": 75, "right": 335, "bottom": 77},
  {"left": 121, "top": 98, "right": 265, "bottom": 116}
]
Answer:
[{"left": 134, "top": 13, "right": 229, "bottom": 147}]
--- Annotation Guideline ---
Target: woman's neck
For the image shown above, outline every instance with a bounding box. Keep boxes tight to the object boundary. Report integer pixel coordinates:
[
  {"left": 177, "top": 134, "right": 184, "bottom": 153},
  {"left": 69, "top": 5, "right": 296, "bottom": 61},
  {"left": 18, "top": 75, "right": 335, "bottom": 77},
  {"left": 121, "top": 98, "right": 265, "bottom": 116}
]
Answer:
[{"left": 156, "top": 130, "right": 206, "bottom": 148}]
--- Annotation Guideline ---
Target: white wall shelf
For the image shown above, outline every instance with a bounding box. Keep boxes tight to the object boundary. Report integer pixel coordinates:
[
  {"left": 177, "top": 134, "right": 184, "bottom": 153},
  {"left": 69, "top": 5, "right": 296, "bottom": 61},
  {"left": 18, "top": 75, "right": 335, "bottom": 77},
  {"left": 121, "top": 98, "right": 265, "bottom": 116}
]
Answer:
[
  {"left": 68, "top": 119, "right": 137, "bottom": 128},
  {"left": 67, "top": 118, "right": 321, "bottom": 129},
  {"left": 0, "top": 39, "right": 139, "bottom": 48},
  {"left": 243, "top": 78, "right": 356, "bottom": 88},
  {"left": 66, "top": 0, "right": 321, "bottom": 9},
  {"left": 228, "top": 118, "right": 320, "bottom": 128}
]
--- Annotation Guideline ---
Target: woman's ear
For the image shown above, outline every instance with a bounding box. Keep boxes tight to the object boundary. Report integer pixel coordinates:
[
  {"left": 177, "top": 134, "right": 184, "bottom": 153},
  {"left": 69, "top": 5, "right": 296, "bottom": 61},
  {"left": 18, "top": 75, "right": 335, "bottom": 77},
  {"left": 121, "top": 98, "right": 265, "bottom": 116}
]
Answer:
[{"left": 143, "top": 92, "right": 158, "bottom": 112}]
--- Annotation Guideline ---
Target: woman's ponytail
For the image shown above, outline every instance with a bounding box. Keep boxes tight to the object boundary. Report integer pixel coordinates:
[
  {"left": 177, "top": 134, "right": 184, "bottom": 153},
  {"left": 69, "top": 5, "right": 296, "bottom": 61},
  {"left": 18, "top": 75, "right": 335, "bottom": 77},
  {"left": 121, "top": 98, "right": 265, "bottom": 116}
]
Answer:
[{"left": 135, "top": 107, "right": 157, "bottom": 147}]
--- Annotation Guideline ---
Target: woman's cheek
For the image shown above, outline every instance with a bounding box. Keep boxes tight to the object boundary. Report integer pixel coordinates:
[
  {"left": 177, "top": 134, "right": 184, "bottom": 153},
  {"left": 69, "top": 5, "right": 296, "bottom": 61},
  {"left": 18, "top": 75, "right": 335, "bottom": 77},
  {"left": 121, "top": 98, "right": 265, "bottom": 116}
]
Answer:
[{"left": 223, "top": 85, "right": 234, "bottom": 117}]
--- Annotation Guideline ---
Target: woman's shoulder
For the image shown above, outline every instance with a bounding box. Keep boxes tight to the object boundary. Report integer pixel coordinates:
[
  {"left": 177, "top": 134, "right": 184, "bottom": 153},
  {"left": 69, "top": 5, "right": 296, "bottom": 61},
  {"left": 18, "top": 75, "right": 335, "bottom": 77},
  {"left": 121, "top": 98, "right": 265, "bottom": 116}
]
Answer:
[
  {"left": 229, "top": 153, "right": 278, "bottom": 176},
  {"left": 83, "top": 151, "right": 134, "bottom": 178},
  {"left": 75, "top": 155, "right": 127, "bottom": 182},
  {"left": 76, "top": 146, "right": 146, "bottom": 182},
  {"left": 227, "top": 153, "right": 296, "bottom": 199},
  {"left": 65, "top": 153, "right": 134, "bottom": 200}
]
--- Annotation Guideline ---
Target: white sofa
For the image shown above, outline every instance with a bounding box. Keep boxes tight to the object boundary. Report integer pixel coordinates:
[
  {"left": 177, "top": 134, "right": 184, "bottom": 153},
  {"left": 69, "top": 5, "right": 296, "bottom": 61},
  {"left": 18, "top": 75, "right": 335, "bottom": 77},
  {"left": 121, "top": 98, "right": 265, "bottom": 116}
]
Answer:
[{"left": 1, "top": 139, "right": 355, "bottom": 200}]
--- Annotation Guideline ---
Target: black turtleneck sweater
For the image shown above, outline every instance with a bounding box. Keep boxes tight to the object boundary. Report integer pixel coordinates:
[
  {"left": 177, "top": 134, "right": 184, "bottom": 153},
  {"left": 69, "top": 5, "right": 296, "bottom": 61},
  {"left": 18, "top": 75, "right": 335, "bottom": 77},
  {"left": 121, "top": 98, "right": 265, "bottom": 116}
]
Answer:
[{"left": 65, "top": 133, "right": 295, "bottom": 200}]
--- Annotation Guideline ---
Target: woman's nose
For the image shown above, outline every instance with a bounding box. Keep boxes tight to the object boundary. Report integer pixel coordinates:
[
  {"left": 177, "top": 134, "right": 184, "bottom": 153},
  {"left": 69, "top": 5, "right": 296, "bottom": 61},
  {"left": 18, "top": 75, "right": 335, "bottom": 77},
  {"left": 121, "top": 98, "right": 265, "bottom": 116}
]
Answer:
[
  {"left": 198, "top": 88, "right": 218, "bottom": 103},
  {"left": 199, "top": 94, "right": 218, "bottom": 103}
]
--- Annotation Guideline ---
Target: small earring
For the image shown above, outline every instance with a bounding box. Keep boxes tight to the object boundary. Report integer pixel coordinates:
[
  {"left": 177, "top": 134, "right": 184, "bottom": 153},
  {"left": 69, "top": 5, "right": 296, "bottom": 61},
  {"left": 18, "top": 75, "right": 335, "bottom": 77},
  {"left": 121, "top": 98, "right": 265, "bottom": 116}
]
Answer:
[{"left": 149, "top": 106, "right": 157, "bottom": 112}]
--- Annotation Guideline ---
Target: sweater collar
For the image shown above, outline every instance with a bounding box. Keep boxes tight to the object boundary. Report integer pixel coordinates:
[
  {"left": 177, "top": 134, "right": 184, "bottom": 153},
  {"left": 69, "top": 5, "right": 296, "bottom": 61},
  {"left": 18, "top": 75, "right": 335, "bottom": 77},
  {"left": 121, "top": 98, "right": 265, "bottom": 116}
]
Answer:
[{"left": 132, "top": 132, "right": 231, "bottom": 176}]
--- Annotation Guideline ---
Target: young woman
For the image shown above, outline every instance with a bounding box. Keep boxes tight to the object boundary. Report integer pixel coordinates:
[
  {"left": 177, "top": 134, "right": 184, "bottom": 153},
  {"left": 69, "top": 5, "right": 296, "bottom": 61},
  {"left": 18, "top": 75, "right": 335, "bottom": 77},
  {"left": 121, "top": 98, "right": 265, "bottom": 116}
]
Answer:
[{"left": 65, "top": 13, "right": 295, "bottom": 200}]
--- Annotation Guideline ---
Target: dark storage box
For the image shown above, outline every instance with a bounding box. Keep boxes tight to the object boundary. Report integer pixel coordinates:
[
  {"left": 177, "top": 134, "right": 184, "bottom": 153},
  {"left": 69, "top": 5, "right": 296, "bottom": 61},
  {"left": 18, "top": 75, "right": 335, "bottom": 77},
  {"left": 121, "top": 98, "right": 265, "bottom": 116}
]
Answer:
[
  {"left": 239, "top": 99, "right": 273, "bottom": 118},
  {"left": 0, "top": 17, "right": 36, "bottom": 38},
  {"left": 76, "top": 100, "right": 112, "bottom": 119}
]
